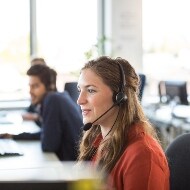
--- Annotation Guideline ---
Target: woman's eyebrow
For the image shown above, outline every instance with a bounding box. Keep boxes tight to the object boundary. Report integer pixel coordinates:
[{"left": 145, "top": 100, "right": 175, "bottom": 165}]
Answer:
[
  {"left": 77, "top": 84, "right": 98, "bottom": 89},
  {"left": 84, "top": 84, "right": 97, "bottom": 88}
]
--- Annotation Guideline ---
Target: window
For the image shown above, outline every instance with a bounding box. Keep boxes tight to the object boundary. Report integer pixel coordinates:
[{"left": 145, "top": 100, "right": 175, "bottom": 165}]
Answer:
[
  {"left": 0, "top": 0, "right": 30, "bottom": 101},
  {"left": 0, "top": 0, "right": 98, "bottom": 101},
  {"left": 36, "top": 0, "right": 98, "bottom": 91},
  {"left": 143, "top": 0, "right": 190, "bottom": 98}
]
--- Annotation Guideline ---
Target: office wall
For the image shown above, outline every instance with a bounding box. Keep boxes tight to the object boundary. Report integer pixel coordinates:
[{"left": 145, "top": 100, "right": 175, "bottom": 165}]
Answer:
[{"left": 104, "top": 0, "right": 142, "bottom": 72}]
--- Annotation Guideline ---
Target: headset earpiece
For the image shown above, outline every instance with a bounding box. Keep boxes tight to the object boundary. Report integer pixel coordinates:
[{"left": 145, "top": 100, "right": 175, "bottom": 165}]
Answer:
[
  {"left": 115, "top": 91, "right": 127, "bottom": 104},
  {"left": 113, "top": 62, "right": 128, "bottom": 104}
]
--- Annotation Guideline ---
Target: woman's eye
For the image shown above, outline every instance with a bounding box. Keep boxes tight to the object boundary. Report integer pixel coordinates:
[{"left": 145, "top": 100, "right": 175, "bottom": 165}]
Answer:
[{"left": 88, "top": 89, "right": 96, "bottom": 93}]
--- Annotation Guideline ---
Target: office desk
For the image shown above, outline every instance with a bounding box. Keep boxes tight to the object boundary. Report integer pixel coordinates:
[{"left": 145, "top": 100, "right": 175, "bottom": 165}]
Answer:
[
  {"left": 0, "top": 141, "right": 60, "bottom": 171},
  {"left": 0, "top": 141, "right": 101, "bottom": 190},
  {"left": 144, "top": 104, "right": 190, "bottom": 149},
  {"left": 0, "top": 114, "right": 60, "bottom": 171},
  {"left": 0, "top": 99, "right": 30, "bottom": 111},
  {"left": 0, "top": 115, "right": 101, "bottom": 190},
  {"left": 0, "top": 117, "right": 64, "bottom": 181},
  {"left": 0, "top": 141, "right": 73, "bottom": 190},
  {"left": 0, "top": 110, "right": 40, "bottom": 134},
  {"left": 0, "top": 137, "right": 86, "bottom": 189}
]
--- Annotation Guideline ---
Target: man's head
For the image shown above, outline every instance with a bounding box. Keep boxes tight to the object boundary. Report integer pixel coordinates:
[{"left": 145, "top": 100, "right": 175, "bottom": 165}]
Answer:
[
  {"left": 31, "top": 57, "right": 46, "bottom": 66},
  {"left": 27, "top": 64, "right": 53, "bottom": 105}
]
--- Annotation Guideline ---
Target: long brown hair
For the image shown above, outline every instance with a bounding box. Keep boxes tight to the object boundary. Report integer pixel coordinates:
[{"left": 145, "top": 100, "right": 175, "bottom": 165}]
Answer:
[{"left": 78, "top": 56, "right": 158, "bottom": 174}]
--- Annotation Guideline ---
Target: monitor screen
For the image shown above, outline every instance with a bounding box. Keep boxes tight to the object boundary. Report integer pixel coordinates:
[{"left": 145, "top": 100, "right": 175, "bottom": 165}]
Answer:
[{"left": 159, "top": 81, "right": 188, "bottom": 105}]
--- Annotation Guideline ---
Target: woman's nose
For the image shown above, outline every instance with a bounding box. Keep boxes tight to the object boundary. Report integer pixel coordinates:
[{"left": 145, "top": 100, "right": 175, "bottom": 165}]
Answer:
[{"left": 77, "top": 91, "right": 86, "bottom": 105}]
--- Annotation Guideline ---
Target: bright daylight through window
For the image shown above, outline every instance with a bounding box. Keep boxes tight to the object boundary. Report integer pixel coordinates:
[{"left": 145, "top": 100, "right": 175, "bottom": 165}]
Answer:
[
  {"left": 143, "top": 0, "right": 190, "bottom": 99},
  {"left": 0, "top": 0, "right": 30, "bottom": 101},
  {"left": 1, "top": 0, "right": 190, "bottom": 102},
  {"left": 0, "top": 0, "right": 98, "bottom": 101}
]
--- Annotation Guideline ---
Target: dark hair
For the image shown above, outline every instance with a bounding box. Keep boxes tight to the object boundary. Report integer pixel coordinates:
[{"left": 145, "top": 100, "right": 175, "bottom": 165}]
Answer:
[
  {"left": 31, "top": 57, "right": 46, "bottom": 66},
  {"left": 49, "top": 68, "right": 57, "bottom": 91},
  {"left": 27, "top": 64, "right": 56, "bottom": 91}
]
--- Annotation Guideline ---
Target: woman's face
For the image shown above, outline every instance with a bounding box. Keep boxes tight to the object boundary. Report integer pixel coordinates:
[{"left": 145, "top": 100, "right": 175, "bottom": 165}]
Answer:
[{"left": 77, "top": 69, "right": 119, "bottom": 128}]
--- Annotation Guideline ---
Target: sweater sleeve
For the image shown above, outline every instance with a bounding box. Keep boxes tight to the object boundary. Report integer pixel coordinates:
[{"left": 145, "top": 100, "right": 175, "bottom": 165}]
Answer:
[
  {"left": 13, "top": 131, "right": 40, "bottom": 140},
  {"left": 41, "top": 92, "right": 83, "bottom": 161},
  {"left": 41, "top": 94, "right": 63, "bottom": 152}
]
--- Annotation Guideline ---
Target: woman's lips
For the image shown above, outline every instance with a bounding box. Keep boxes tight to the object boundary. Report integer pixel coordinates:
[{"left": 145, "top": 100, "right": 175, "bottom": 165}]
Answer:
[{"left": 81, "top": 109, "right": 91, "bottom": 116}]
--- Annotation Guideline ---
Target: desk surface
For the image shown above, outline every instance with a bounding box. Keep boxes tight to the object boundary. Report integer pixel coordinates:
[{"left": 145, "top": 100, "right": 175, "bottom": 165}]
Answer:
[
  {"left": 0, "top": 140, "right": 69, "bottom": 181},
  {"left": 0, "top": 141, "right": 99, "bottom": 184},
  {"left": 0, "top": 113, "right": 99, "bottom": 184},
  {"left": 0, "top": 110, "right": 40, "bottom": 134},
  {"left": 0, "top": 99, "right": 30, "bottom": 111},
  {"left": 0, "top": 141, "right": 60, "bottom": 170},
  {"left": 0, "top": 114, "right": 65, "bottom": 182},
  {"left": 0, "top": 122, "right": 101, "bottom": 190}
]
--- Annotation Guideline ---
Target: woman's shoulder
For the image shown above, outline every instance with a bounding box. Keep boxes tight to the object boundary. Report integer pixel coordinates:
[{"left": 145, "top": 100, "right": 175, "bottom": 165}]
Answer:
[
  {"left": 122, "top": 127, "right": 168, "bottom": 172},
  {"left": 110, "top": 125, "right": 169, "bottom": 190},
  {"left": 126, "top": 133, "right": 163, "bottom": 159},
  {"left": 126, "top": 123, "right": 163, "bottom": 155}
]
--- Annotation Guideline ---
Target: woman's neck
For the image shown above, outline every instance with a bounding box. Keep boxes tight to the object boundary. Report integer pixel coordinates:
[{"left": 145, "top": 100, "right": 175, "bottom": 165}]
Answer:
[{"left": 100, "top": 108, "right": 120, "bottom": 139}]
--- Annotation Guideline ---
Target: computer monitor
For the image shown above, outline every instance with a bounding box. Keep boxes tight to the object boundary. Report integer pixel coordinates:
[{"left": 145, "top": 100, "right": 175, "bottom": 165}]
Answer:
[{"left": 159, "top": 80, "right": 188, "bottom": 105}]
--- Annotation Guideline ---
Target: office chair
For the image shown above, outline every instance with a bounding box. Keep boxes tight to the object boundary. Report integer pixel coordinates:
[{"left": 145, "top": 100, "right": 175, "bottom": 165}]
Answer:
[
  {"left": 158, "top": 80, "right": 188, "bottom": 105},
  {"left": 165, "top": 133, "right": 190, "bottom": 190},
  {"left": 64, "top": 82, "right": 79, "bottom": 104},
  {"left": 138, "top": 73, "right": 146, "bottom": 101}
]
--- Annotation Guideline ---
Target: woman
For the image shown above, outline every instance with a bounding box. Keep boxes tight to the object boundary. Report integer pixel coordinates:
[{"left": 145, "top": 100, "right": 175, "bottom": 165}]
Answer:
[{"left": 77, "top": 56, "right": 169, "bottom": 190}]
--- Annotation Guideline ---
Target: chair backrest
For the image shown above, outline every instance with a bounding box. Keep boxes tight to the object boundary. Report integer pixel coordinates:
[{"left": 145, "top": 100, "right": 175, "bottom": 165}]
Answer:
[
  {"left": 138, "top": 73, "right": 146, "bottom": 101},
  {"left": 64, "top": 82, "right": 79, "bottom": 104},
  {"left": 165, "top": 133, "right": 190, "bottom": 190}
]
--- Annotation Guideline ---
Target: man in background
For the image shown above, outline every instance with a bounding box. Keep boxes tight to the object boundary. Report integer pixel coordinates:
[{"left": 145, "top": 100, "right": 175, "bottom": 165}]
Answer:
[
  {"left": 2, "top": 64, "right": 82, "bottom": 161},
  {"left": 22, "top": 57, "right": 57, "bottom": 127}
]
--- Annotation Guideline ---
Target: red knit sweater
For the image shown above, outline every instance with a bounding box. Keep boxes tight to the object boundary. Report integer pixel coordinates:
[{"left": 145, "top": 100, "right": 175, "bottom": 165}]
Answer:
[{"left": 92, "top": 124, "right": 170, "bottom": 190}]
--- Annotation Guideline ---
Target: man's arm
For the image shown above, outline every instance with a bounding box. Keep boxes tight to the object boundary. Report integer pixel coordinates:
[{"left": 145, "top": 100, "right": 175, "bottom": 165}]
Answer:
[
  {"left": 13, "top": 132, "right": 41, "bottom": 140},
  {"left": 41, "top": 94, "right": 62, "bottom": 152},
  {"left": 0, "top": 132, "right": 40, "bottom": 140}
]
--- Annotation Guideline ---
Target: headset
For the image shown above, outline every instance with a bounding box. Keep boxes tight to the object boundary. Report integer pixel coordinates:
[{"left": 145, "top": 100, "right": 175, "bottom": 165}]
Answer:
[{"left": 113, "top": 62, "right": 128, "bottom": 104}]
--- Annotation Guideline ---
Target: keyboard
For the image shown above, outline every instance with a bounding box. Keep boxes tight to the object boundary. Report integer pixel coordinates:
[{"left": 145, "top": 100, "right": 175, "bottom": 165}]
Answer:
[{"left": 0, "top": 139, "right": 23, "bottom": 156}]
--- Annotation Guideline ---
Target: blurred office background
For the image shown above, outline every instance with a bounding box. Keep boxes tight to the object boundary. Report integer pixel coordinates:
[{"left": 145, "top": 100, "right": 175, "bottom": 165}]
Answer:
[{"left": 1, "top": 0, "right": 190, "bottom": 148}]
